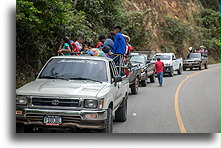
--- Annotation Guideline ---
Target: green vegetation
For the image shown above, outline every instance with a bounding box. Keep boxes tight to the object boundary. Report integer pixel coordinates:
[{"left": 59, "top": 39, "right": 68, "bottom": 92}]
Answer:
[
  {"left": 198, "top": 0, "right": 219, "bottom": 11},
  {"left": 160, "top": 8, "right": 219, "bottom": 62},
  {"left": 160, "top": 17, "right": 193, "bottom": 56},
  {"left": 16, "top": 0, "right": 220, "bottom": 88},
  {"left": 123, "top": 11, "right": 151, "bottom": 50},
  {"left": 16, "top": 0, "right": 148, "bottom": 88},
  {"left": 194, "top": 9, "right": 220, "bottom": 62}
]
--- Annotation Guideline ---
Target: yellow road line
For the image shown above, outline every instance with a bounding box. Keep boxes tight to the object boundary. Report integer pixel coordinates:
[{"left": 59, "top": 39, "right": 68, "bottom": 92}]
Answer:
[{"left": 174, "top": 66, "right": 220, "bottom": 133}]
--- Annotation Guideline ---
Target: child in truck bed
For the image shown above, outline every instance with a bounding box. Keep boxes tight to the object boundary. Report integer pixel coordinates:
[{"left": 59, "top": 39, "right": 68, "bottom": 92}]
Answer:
[{"left": 84, "top": 41, "right": 107, "bottom": 57}]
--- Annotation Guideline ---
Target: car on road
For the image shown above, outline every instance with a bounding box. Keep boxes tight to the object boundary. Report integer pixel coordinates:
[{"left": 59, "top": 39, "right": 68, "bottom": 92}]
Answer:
[
  {"left": 127, "top": 57, "right": 141, "bottom": 94},
  {"left": 130, "top": 53, "right": 155, "bottom": 87},
  {"left": 152, "top": 53, "right": 183, "bottom": 77},
  {"left": 16, "top": 56, "right": 129, "bottom": 133},
  {"left": 183, "top": 53, "right": 208, "bottom": 71}
]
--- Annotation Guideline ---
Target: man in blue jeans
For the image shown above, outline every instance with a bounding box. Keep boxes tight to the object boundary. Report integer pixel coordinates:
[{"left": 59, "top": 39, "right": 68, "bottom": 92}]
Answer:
[
  {"left": 110, "top": 26, "right": 126, "bottom": 76},
  {"left": 110, "top": 26, "right": 126, "bottom": 65},
  {"left": 154, "top": 58, "right": 165, "bottom": 87}
]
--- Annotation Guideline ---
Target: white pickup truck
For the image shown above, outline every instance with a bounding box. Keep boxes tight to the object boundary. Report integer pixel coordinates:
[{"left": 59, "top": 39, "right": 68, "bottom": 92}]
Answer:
[
  {"left": 16, "top": 56, "right": 129, "bottom": 133},
  {"left": 152, "top": 53, "right": 183, "bottom": 77}
]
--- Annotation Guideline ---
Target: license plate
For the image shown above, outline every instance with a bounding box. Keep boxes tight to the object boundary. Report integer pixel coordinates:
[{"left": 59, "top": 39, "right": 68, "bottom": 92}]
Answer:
[{"left": 43, "top": 116, "right": 62, "bottom": 126}]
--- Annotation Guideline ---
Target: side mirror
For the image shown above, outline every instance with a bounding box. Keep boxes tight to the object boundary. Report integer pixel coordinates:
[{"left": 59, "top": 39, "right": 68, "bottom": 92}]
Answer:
[
  {"left": 114, "top": 76, "right": 122, "bottom": 83},
  {"left": 35, "top": 73, "right": 39, "bottom": 79}
]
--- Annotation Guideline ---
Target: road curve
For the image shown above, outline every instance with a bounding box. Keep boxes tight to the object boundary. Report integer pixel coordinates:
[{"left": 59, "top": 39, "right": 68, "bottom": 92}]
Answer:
[{"left": 113, "top": 64, "right": 220, "bottom": 133}]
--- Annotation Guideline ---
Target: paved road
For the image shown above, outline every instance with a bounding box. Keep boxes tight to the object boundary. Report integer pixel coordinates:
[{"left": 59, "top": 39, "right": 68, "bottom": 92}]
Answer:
[{"left": 113, "top": 64, "right": 220, "bottom": 133}]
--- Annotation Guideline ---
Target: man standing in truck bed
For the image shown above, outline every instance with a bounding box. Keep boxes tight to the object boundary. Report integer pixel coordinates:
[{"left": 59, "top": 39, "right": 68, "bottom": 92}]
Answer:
[
  {"left": 111, "top": 26, "right": 126, "bottom": 66},
  {"left": 155, "top": 58, "right": 164, "bottom": 87}
]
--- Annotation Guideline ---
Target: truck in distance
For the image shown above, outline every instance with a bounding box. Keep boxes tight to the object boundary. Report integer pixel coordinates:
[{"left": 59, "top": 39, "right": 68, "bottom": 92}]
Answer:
[
  {"left": 129, "top": 53, "right": 155, "bottom": 87},
  {"left": 183, "top": 53, "right": 208, "bottom": 70},
  {"left": 152, "top": 53, "right": 183, "bottom": 77}
]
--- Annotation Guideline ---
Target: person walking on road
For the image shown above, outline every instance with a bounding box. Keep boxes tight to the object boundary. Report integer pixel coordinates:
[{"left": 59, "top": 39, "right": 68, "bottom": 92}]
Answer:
[{"left": 155, "top": 58, "right": 164, "bottom": 87}]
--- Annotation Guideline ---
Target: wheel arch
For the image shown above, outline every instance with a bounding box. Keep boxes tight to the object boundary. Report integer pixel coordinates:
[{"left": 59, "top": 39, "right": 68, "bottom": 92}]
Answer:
[{"left": 108, "top": 101, "right": 113, "bottom": 110}]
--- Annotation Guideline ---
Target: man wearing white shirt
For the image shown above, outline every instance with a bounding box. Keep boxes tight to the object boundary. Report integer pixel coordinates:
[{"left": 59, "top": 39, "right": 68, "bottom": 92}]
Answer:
[{"left": 75, "top": 35, "right": 84, "bottom": 52}]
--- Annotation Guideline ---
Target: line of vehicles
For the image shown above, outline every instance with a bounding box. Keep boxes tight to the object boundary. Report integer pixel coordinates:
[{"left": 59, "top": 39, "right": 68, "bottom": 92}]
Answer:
[{"left": 16, "top": 51, "right": 208, "bottom": 133}]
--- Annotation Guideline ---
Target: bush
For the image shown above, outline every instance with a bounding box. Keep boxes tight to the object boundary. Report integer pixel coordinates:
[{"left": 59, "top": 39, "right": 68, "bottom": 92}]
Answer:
[
  {"left": 160, "top": 8, "right": 220, "bottom": 62},
  {"left": 160, "top": 17, "right": 193, "bottom": 56},
  {"left": 198, "top": 0, "right": 219, "bottom": 11},
  {"left": 123, "top": 11, "right": 152, "bottom": 50},
  {"left": 194, "top": 9, "right": 220, "bottom": 61}
]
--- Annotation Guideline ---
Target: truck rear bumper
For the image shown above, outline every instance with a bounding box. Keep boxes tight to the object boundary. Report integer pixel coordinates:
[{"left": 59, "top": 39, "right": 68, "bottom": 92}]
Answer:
[{"left": 16, "top": 108, "right": 107, "bottom": 129}]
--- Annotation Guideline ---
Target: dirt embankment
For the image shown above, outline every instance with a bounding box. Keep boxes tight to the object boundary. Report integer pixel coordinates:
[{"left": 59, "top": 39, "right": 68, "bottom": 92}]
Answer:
[{"left": 124, "top": 0, "right": 203, "bottom": 52}]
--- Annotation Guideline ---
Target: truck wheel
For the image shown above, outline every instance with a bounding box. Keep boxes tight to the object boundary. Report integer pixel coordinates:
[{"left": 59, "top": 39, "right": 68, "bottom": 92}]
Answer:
[
  {"left": 24, "top": 125, "right": 36, "bottom": 133},
  {"left": 100, "top": 108, "right": 113, "bottom": 133},
  {"left": 115, "top": 96, "right": 127, "bottom": 122},
  {"left": 199, "top": 64, "right": 202, "bottom": 70},
  {"left": 190, "top": 68, "right": 193, "bottom": 70},
  {"left": 169, "top": 67, "right": 174, "bottom": 77},
  {"left": 16, "top": 124, "right": 24, "bottom": 133},
  {"left": 205, "top": 63, "right": 208, "bottom": 69},
  {"left": 140, "top": 79, "right": 147, "bottom": 87},
  {"left": 177, "top": 66, "right": 182, "bottom": 75},
  {"left": 131, "top": 78, "right": 139, "bottom": 94},
  {"left": 183, "top": 67, "right": 186, "bottom": 71},
  {"left": 149, "top": 73, "right": 155, "bottom": 83}
]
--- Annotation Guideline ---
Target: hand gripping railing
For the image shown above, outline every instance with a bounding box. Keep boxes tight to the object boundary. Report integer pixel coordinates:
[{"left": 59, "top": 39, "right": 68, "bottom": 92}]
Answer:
[{"left": 112, "top": 54, "right": 128, "bottom": 76}]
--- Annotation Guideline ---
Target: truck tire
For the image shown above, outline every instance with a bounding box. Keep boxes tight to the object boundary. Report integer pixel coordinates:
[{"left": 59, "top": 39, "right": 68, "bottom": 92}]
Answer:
[
  {"left": 199, "top": 63, "right": 202, "bottom": 70},
  {"left": 115, "top": 96, "right": 127, "bottom": 122},
  {"left": 131, "top": 78, "right": 139, "bottom": 94},
  {"left": 177, "top": 65, "right": 182, "bottom": 75},
  {"left": 205, "top": 63, "right": 208, "bottom": 69},
  {"left": 183, "top": 67, "right": 186, "bottom": 71},
  {"left": 100, "top": 108, "right": 113, "bottom": 133},
  {"left": 190, "top": 68, "right": 193, "bottom": 70},
  {"left": 140, "top": 79, "right": 147, "bottom": 87},
  {"left": 16, "top": 124, "right": 24, "bottom": 133},
  {"left": 169, "top": 67, "right": 174, "bottom": 77},
  {"left": 149, "top": 73, "right": 155, "bottom": 83},
  {"left": 24, "top": 125, "right": 35, "bottom": 133}
]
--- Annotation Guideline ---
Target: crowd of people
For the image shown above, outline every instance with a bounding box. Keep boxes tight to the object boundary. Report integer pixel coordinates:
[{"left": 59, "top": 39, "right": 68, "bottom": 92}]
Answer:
[
  {"left": 188, "top": 45, "right": 208, "bottom": 54},
  {"left": 57, "top": 26, "right": 134, "bottom": 61}
]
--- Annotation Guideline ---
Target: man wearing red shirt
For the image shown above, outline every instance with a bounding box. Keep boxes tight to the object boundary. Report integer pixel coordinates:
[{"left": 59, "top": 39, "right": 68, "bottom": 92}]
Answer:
[
  {"left": 154, "top": 58, "right": 165, "bottom": 87},
  {"left": 96, "top": 35, "right": 106, "bottom": 49}
]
